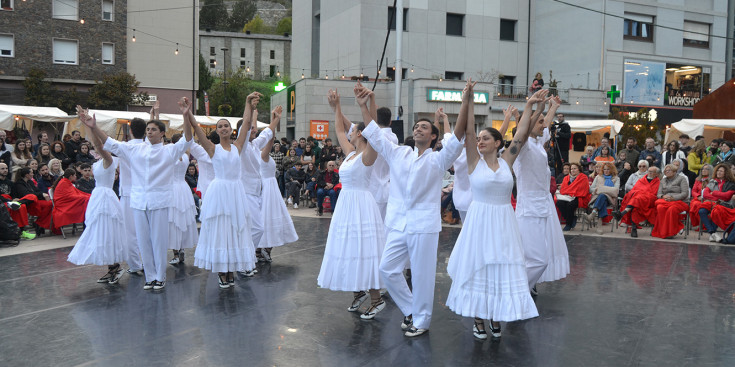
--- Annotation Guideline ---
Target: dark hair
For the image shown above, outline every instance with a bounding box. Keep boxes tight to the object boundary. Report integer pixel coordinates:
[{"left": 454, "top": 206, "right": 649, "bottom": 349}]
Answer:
[
  {"left": 80, "top": 163, "right": 92, "bottom": 170},
  {"left": 51, "top": 168, "right": 77, "bottom": 190},
  {"left": 404, "top": 136, "right": 415, "bottom": 149},
  {"left": 71, "top": 130, "right": 80, "bottom": 136},
  {"left": 324, "top": 138, "right": 332, "bottom": 143},
  {"left": 667, "top": 140, "right": 680, "bottom": 152},
  {"left": 171, "top": 133, "right": 183, "bottom": 144},
  {"left": 129, "top": 118, "right": 146, "bottom": 139},
  {"left": 186, "top": 163, "right": 198, "bottom": 177},
  {"left": 481, "top": 127, "right": 504, "bottom": 152},
  {"left": 147, "top": 120, "right": 166, "bottom": 133},
  {"left": 627, "top": 137, "right": 636, "bottom": 142},
  {"left": 377, "top": 107, "right": 392, "bottom": 127},
  {"left": 723, "top": 141, "right": 735, "bottom": 149},
  {"left": 413, "top": 118, "right": 440, "bottom": 148},
  {"left": 38, "top": 163, "right": 49, "bottom": 171},
  {"left": 14, "top": 167, "right": 31, "bottom": 183},
  {"left": 695, "top": 135, "right": 704, "bottom": 141},
  {"left": 38, "top": 143, "right": 51, "bottom": 154},
  {"left": 679, "top": 134, "right": 690, "bottom": 139},
  {"left": 207, "top": 130, "right": 220, "bottom": 144}
]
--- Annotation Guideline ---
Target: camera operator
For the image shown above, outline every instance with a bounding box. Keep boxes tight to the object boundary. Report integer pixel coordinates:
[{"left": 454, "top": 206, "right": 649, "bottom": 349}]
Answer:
[{"left": 550, "top": 113, "right": 571, "bottom": 174}]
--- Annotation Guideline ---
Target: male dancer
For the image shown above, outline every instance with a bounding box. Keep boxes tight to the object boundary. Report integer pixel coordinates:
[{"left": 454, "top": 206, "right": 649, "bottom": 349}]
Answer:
[
  {"left": 512, "top": 96, "right": 570, "bottom": 294},
  {"left": 117, "top": 117, "right": 145, "bottom": 275},
  {"left": 358, "top": 82, "right": 466, "bottom": 337},
  {"left": 85, "top": 102, "right": 193, "bottom": 290}
]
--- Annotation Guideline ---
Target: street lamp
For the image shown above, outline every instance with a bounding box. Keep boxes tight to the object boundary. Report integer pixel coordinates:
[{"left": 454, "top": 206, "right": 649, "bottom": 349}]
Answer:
[{"left": 221, "top": 47, "right": 229, "bottom": 104}]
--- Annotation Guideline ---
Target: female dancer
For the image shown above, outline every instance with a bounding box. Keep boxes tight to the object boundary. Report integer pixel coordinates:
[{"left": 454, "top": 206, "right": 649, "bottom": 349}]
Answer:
[
  {"left": 318, "top": 87, "right": 387, "bottom": 320},
  {"left": 446, "top": 82, "right": 540, "bottom": 339},
  {"left": 258, "top": 106, "right": 298, "bottom": 259},
  {"left": 168, "top": 133, "right": 199, "bottom": 265},
  {"left": 190, "top": 94, "right": 259, "bottom": 288},
  {"left": 67, "top": 107, "right": 127, "bottom": 284}
]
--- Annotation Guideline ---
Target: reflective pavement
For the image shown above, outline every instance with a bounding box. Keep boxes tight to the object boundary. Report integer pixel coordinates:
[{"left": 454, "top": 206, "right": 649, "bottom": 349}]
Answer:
[{"left": 1, "top": 217, "right": 734, "bottom": 366}]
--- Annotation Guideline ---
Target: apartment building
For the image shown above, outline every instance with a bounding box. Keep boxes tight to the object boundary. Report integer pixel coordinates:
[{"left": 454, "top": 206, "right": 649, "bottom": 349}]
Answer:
[{"left": 199, "top": 30, "right": 291, "bottom": 81}]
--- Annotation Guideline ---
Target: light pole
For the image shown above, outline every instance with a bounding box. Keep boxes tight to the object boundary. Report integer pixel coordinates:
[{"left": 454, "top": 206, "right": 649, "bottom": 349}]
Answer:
[{"left": 221, "top": 47, "right": 229, "bottom": 104}]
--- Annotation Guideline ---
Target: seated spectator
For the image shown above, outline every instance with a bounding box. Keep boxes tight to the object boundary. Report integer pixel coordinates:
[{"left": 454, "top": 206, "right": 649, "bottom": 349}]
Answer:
[
  {"left": 618, "top": 161, "right": 634, "bottom": 195},
  {"left": 706, "top": 139, "right": 721, "bottom": 164},
  {"left": 300, "top": 144, "right": 315, "bottom": 167},
  {"left": 673, "top": 158, "right": 697, "bottom": 189},
  {"left": 662, "top": 140, "right": 686, "bottom": 166},
  {"left": 713, "top": 141, "right": 735, "bottom": 166},
  {"left": 36, "top": 143, "right": 53, "bottom": 166},
  {"left": 613, "top": 166, "right": 661, "bottom": 238},
  {"left": 0, "top": 162, "right": 36, "bottom": 239},
  {"left": 688, "top": 139, "right": 707, "bottom": 175},
  {"left": 51, "top": 168, "right": 91, "bottom": 230},
  {"left": 441, "top": 182, "right": 460, "bottom": 224},
  {"left": 11, "top": 140, "right": 32, "bottom": 180},
  {"left": 556, "top": 163, "right": 570, "bottom": 185},
  {"left": 651, "top": 164, "right": 690, "bottom": 239},
  {"left": 303, "top": 162, "right": 319, "bottom": 208},
  {"left": 688, "top": 164, "right": 714, "bottom": 230},
  {"left": 285, "top": 162, "right": 307, "bottom": 208},
  {"left": 75, "top": 163, "right": 96, "bottom": 194},
  {"left": 11, "top": 166, "right": 53, "bottom": 234},
  {"left": 588, "top": 162, "right": 602, "bottom": 185},
  {"left": 75, "top": 143, "right": 96, "bottom": 164},
  {"left": 334, "top": 146, "right": 346, "bottom": 165},
  {"left": 625, "top": 160, "right": 649, "bottom": 192},
  {"left": 585, "top": 162, "right": 619, "bottom": 225},
  {"left": 27, "top": 159, "right": 39, "bottom": 182},
  {"left": 48, "top": 158, "right": 64, "bottom": 179},
  {"left": 281, "top": 149, "right": 300, "bottom": 178},
  {"left": 184, "top": 163, "right": 200, "bottom": 220},
  {"left": 592, "top": 138, "right": 611, "bottom": 159},
  {"left": 594, "top": 146, "right": 615, "bottom": 163},
  {"left": 36, "top": 163, "right": 55, "bottom": 194},
  {"left": 316, "top": 160, "right": 339, "bottom": 216},
  {"left": 615, "top": 151, "right": 628, "bottom": 173},
  {"left": 51, "top": 141, "right": 72, "bottom": 170},
  {"left": 270, "top": 141, "right": 286, "bottom": 196},
  {"left": 697, "top": 164, "right": 735, "bottom": 242},
  {"left": 556, "top": 162, "right": 590, "bottom": 231}
]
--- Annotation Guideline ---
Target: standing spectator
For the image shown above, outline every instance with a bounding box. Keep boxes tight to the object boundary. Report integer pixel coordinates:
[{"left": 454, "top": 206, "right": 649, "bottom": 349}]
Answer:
[
  {"left": 661, "top": 140, "right": 686, "bottom": 166},
  {"left": 334, "top": 146, "right": 346, "bottom": 165},
  {"left": 678, "top": 134, "right": 692, "bottom": 156},
  {"left": 315, "top": 160, "right": 339, "bottom": 216},
  {"left": 291, "top": 140, "right": 301, "bottom": 156},
  {"left": 320, "top": 138, "right": 337, "bottom": 168},
  {"left": 687, "top": 139, "right": 707, "bottom": 175},
  {"left": 279, "top": 137, "right": 289, "bottom": 154},
  {"left": 65, "top": 130, "right": 83, "bottom": 163},
  {"left": 297, "top": 137, "right": 307, "bottom": 156},
  {"left": 75, "top": 163, "right": 96, "bottom": 194},
  {"left": 619, "top": 137, "right": 640, "bottom": 168},
  {"left": 51, "top": 141, "right": 72, "bottom": 169},
  {"left": 529, "top": 72, "right": 544, "bottom": 94},
  {"left": 638, "top": 138, "right": 662, "bottom": 168},
  {"left": 308, "top": 137, "right": 321, "bottom": 167},
  {"left": 552, "top": 112, "right": 571, "bottom": 173}
]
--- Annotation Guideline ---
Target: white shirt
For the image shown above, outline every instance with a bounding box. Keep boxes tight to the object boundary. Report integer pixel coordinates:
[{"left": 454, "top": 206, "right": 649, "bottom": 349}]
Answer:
[
  {"left": 368, "top": 127, "right": 399, "bottom": 204},
  {"left": 104, "top": 136, "right": 191, "bottom": 210},
  {"left": 189, "top": 142, "right": 214, "bottom": 198},
  {"left": 118, "top": 138, "right": 144, "bottom": 198},
  {"left": 363, "top": 121, "right": 462, "bottom": 233},
  {"left": 239, "top": 127, "right": 273, "bottom": 196},
  {"left": 626, "top": 170, "right": 647, "bottom": 191},
  {"left": 513, "top": 127, "right": 553, "bottom": 217},
  {"left": 452, "top": 149, "right": 472, "bottom": 211}
]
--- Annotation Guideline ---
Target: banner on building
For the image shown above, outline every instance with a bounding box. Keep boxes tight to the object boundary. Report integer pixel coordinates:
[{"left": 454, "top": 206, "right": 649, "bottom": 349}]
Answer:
[{"left": 310, "top": 120, "right": 329, "bottom": 140}]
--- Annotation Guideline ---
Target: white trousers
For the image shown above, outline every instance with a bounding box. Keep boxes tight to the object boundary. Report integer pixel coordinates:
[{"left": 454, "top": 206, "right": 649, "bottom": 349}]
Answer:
[
  {"left": 379, "top": 229, "right": 439, "bottom": 330},
  {"left": 133, "top": 208, "right": 169, "bottom": 283},
  {"left": 245, "top": 193, "right": 264, "bottom": 248},
  {"left": 120, "top": 195, "right": 142, "bottom": 271},
  {"left": 517, "top": 215, "right": 549, "bottom": 288}
]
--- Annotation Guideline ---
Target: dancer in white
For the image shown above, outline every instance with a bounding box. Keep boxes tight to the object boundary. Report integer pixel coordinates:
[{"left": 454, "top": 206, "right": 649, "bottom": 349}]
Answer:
[
  {"left": 189, "top": 135, "right": 215, "bottom": 200},
  {"left": 258, "top": 106, "right": 298, "bottom": 254},
  {"left": 512, "top": 95, "right": 570, "bottom": 294},
  {"left": 318, "top": 88, "right": 387, "bottom": 320},
  {"left": 116, "top": 117, "right": 145, "bottom": 275},
  {"left": 190, "top": 93, "right": 259, "bottom": 288},
  {"left": 68, "top": 107, "right": 127, "bottom": 284},
  {"left": 167, "top": 133, "right": 199, "bottom": 265},
  {"left": 87, "top": 100, "right": 193, "bottom": 291},
  {"left": 446, "top": 84, "right": 541, "bottom": 340},
  {"left": 359, "top": 82, "right": 466, "bottom": 337}
]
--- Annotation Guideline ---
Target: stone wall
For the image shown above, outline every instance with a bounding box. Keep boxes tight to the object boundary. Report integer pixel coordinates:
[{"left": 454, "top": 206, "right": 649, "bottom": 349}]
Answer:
[
  {"left": 0, "top": 0, "right": 127, "bottom": 82},
  {"left": 256, "top": 1, "right": 289, "bottom": 29}
]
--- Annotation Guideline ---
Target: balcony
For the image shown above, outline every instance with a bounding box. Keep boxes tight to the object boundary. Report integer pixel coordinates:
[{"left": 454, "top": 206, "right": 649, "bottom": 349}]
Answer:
[{"left": 493, "top": 84, "right": 570, "bottom": 103}]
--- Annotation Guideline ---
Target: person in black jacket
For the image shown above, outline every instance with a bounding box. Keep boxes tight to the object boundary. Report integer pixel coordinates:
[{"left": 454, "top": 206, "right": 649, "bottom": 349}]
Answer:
[
  {"left": 75, "top": 163, "right": 96, "bottom": 194},
  {"left": 315, "top": 160, "right": 340, "bottom": 216},
  {"left": 65, "top": 130, "right": 83, "bottom": 163},
  {"left": 284, "top": 162, "right": 307, "bottom": 208},
  {"left": 552, "top": 113, "right": 571, "bottom": 174},
  {"left": 51, "top": 141, "right": 72, "bottom": 170},
  {"left": 11, "top": 166, "right": 52, "bottom": 234},
  {"left": 75, "top": 143, "right": 96, "bottom": 164}
]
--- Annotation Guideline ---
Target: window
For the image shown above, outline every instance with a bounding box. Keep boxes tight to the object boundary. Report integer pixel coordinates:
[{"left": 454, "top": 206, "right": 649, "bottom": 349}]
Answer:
[
  {"left": 102, "top": 0, "right": 114, "bottom": 21},
  {"left": 240, "top": 48, "right": 246, "bottom": 58},
  {"left": 270, "top": 50, "right": 275, "bottom": 59},
  {"left": 683, "top": 21, "right": 710, "bottom": 47},
  {"left": 53, "top": 39, "right": 78, "bottom": 64},
  {"left": 1, "top": 0, "right": 13, "bottom": 11},
  {"left": 210, "top": 47, "right": 216, "bottom": 56},
  {"left": 445, "top": 71, "right": 463, "bottom": 80},
  {"left": 101, "top": 43, "right": 114, "bottom": 64},
  {"left": 446, "top": 13, "right": 464, "bottom": 36},
  {"left": 53, "top": 0, "right": 78, "bottom": 20},
  {"left": 269, "top": 65, "right": 276, "bottom": 77},
  {"left": 500, "top": 19, "right": 516, "bottom": 41},
  {"left": 209, "top": 59, "right": 216, "bottom": 68},
  {"left": 624, "top": 13, "right": 654, "bottom": 41},
  {"left": 498, "top": 75, "right": 515, "bottom": 96},
  {"left": 240, "top": 60, "right": 246, "bottom": 67},
  {"left": 0, "top": 34, "right": 13, "bottom": 57},
  {"left": 388, "top": 7, "right": 408, "bottom": 31},
  {"left": 386, "top": 67, "right": 408, "bottom": 81}
]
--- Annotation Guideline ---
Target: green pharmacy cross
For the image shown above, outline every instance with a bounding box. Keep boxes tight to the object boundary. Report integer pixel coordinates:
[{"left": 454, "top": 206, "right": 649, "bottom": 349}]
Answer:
[
  {"left": 607, "top": 85, "right": 621, "bottom": 104},
  {"left": 274, "top": 82, "right": 286, "bottom": 92}
]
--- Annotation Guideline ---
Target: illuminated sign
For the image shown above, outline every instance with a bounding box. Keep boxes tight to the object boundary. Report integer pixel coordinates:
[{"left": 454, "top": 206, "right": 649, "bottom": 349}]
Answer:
[
  {"left": 274, "top": 82, "right": 286, "bottom": 92},
  {"left": 623, "top": 59, "right": 665, "bottom": 106},
  {"left": 427, "top": 89, "right": 488, "bottom": 104}
]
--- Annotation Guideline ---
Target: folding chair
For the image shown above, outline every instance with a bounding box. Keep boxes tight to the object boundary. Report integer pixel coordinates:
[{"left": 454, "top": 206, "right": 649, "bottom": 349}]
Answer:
[{"left": 49, "top": 188, "right": 82, "bottom": 239}]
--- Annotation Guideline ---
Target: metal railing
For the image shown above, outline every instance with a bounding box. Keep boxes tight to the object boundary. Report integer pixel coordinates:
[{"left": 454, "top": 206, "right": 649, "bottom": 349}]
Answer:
[{"left": 493, "top": 84, "right": 570, "bottom": 103}]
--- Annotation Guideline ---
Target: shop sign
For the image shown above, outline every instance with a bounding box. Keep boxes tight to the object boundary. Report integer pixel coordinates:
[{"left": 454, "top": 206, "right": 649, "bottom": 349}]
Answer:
[
  {"left": 310, "top": 120, "right": 329, "bottom": 140},
  {"left": 667, "top": 95, "right": 700, "bottom": 107},
  {"left": 427, "top": 89, "right": 488, "bottom": 104}
]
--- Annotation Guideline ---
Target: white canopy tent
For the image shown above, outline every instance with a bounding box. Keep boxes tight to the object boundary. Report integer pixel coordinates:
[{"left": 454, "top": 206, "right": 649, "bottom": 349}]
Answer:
[
  {"left": 0, "top": 104, "right": 75, "bottom": 132},
  {"left": 566, "top": 119, "right": 624, "bottom": 163},
  {"left": 162, "top": 113, "right": 268, "bottom": 132},
  {"left": 664, "top": 119, "right": 735, "bottom": 144},
  {"left": 64, "top": 110, "right": 169, "bottom": 140}
]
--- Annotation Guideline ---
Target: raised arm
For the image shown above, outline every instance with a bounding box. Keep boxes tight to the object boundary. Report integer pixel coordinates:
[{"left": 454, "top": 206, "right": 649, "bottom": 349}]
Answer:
[
  {"left": 234, "top": 92, "right": 262, "bottom": 153},
  {"left": 261, "top": 106, "right": 281, "bottom": 162},
  {"left": 328, "top": 89, "right": 354, "bottom": 156},
  {"left": 501, "top": 89, "right": 549, "bottom": 166},
  {"left": 181, "top": 97, "right": 214, "bottom": 157},
  {"left": 543, "top": 96, "right": 562, "bottom": 129},
  {"left": 354, "top": 87, "right": 379, "bottom": 166},
  {"left": 76, "top": 106, "right": 112, "bottom": 168},
  {"left": 452, "top": 79, "right": 474, "bottom": 141},
  {"left": 462, "top": 82, "right": 480, "bottom": 173},
  {"left": 434, "top": 107, "right": 449, "bottom": 136},
  {"left": 498, "top": 104, "right": 517, "bottom": 138}
]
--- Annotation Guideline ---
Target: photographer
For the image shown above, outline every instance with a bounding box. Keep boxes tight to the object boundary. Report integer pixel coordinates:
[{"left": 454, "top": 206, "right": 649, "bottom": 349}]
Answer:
[{"left": 550, "top": 113, "right": 571, "bottom": 174}]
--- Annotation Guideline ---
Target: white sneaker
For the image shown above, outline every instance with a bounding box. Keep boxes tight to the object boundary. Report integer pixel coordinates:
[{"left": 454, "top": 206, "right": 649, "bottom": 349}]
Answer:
[
  {"left": 169, "top": 257, "right": 180, "bottom": 265},
  {"left": 712, "top": 233, "right": 723, "bottom": 242},
  {"left": 287, "top": 197, "right": 293, "bottom": 205},
  {"left": 293, "top": 203, "right": 298, "bottom": 209}
]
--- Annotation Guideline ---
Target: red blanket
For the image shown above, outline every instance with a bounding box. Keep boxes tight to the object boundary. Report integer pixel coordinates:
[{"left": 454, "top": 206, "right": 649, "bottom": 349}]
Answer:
[
  {"left": 560, "top": 174, "right": 591, "bottom": 208},
  {"left": 652, "top": 199, "right": 689, "bottom": 238},
  {"left": 52, "top": 178, "right": 90, "bottom": 228},
  {"left": 710, "top": 205, "right": 735, "bottom": 230},
  {"left": 620, "top": 176, "right": 660, "bottom": 226}
]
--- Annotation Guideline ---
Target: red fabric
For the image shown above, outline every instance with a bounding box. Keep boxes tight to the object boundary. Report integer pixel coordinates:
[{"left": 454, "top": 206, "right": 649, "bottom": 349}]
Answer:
[
  {"left": 651, "top": 199, "right": 689, "bottom": 238},
  {"left": 559, "top": 174, "right": 591, "bottom": 209},
  {"left": 702, "top": 179, "right": 735, "bottom": 201},
  {"left": 549, "top": 176, "right": 557, "bottom": 195},
  {"left": 52, "top": 178, "right": 90, "bottom": 228},
  {"left": 689, "top": 199, "right": 715, "bottom": 228},
  {"left": 691, "top": 180, "right": 704, "bottom": 201},
  {"left": 620, "top": 177, "right": 660, "bottom": 226},
  {"left": 511, "top": 193, "right": 517, "bottom": 210},
  {"left": 17, "top": 194, "right": 52, "bottom": 229},
  {"left": 2, "top": 194, "right": 29, "bottom": 227},
  {"left": 709, "top": 205, "right": 735, "bottom": 230}
]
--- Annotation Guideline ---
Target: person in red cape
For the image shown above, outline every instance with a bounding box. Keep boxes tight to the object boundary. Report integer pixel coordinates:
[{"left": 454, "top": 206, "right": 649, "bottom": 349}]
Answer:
[
  {"left": 613, "top": 166, "right": 661, "bottom": 238},
  {"left": 651, "top": 164, "right": 690, "bottom": 239},
  {"left": 689, "top": 164, "right": 714, "bottom": 229},
  {"left": 51, "top": 168, "right": 90, "bottom": 229},
  {"left": 10, "top": 166, "right": 53, "bottom": 234},
  {"left": 555, "top": 162, "right": 590, "bottom": 231},
  {"left": 696, "top": 164, "right": 735, "bottom": 242}
]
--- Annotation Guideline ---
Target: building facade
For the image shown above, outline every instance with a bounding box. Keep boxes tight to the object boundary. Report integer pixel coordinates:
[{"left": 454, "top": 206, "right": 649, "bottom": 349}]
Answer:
[{"left": 199, "top": 30, "right": 291, "bottom": 81}]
